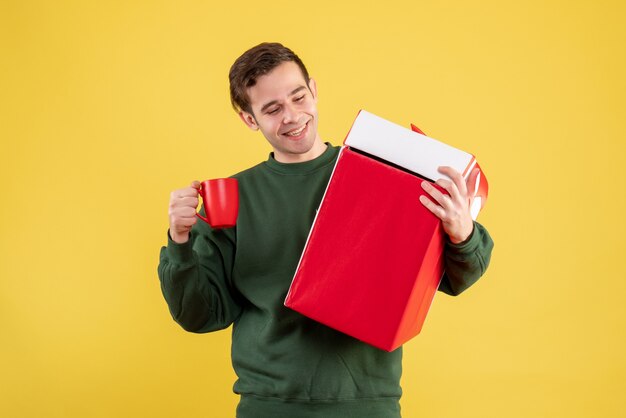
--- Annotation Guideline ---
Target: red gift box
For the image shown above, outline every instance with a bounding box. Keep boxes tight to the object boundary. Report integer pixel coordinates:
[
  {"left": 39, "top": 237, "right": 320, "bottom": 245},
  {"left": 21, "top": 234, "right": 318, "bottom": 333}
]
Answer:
[{"left": 284, "top": 110, "right": 488, "bottom": 351}]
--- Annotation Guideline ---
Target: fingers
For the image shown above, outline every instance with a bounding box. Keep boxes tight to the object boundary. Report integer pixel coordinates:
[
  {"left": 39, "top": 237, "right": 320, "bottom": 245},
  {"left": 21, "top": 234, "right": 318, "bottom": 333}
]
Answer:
[
  {"left": 466, "top": 168, "right": 480, "bottom": 198},
  {"left": 169, "top": 192, "right": 199, "bottom": 214},
  {"left": 421, "top": 168, "right": 477, "bottom": 243},
  {"left": 168, "top": 200, "right": 198, "bottom": 219},
  {"left": 419, "top": 194, "right": 446, "bottom": 219},
  {"left": 437, "top": 166, "right": 467, "bottom": 197},
  {"left": 421, "top": 181, "right": 452, "bottom": 211},
  {"left": 177, "top": 196, "right": 199, "bottom": 208},
  {"left": 171, "top": 186, "right": 200, "bottom": 200},
  {"left": 174, "top": 204, "right": 198, "bottom": 217},
  {"left": 175, "top": 215, "right": 198, "bottom": 227},
  {"left": 168, "top": 182, "right": 201, "bottom": 231},
  {"left": 434, "top": 178, "right": 462, "bottom": 202}
]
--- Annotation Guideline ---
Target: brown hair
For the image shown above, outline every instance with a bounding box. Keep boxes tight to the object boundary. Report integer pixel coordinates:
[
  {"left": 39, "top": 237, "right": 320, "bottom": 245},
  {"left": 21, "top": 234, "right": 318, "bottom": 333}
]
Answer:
[{"left": 229, "top": 42, "right": 310, "bottom": 115}]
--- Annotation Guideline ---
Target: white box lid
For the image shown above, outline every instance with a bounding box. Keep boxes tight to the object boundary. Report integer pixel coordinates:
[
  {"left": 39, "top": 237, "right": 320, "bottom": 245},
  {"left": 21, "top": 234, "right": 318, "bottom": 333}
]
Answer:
[{"left": 344, "top": 110, "right": 477, "bottom": 182}]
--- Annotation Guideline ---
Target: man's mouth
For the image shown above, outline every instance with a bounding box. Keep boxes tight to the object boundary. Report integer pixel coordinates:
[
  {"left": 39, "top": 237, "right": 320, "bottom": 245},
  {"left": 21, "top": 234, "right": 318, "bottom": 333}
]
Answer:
[
  {"left": 282, "top": 120, "right": 309, "bottom": 138},
  {"left": 286, "top": 126, "right": 306, "bottom": 136}
]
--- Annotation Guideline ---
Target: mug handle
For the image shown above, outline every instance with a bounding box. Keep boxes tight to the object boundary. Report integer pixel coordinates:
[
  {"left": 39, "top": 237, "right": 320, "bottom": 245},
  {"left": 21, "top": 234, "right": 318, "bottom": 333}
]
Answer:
[{"left": 195, "top": 184, "right": 211, "bottom": 224}]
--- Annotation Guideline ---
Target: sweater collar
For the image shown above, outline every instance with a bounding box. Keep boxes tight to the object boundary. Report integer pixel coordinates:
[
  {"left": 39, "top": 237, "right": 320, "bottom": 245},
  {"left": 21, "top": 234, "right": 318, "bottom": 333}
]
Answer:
[{"left": 264, "top": 143, "right": 338, "bottom": 175}]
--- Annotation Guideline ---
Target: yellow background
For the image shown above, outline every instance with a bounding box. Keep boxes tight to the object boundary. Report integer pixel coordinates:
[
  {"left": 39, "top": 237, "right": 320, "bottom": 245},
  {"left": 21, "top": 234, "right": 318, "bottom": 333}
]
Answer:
[{"left": 1, "top": 0, "right": 625, "bottom": 417}]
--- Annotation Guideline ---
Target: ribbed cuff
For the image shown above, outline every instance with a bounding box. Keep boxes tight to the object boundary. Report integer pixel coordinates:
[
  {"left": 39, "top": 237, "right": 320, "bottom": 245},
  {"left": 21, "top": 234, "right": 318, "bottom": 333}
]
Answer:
[
  {"left": 445, "top": 221, "right": 480, "bottom": 255},
  {"left": 166, "top": 229, "right": 195, "bottom": 265}
]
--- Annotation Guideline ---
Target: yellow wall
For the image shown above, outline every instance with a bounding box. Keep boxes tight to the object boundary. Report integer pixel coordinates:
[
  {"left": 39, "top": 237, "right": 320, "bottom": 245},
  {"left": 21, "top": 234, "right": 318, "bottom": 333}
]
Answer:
[{"left": 1, "top": 1, "right": 624, "bottom": 417}]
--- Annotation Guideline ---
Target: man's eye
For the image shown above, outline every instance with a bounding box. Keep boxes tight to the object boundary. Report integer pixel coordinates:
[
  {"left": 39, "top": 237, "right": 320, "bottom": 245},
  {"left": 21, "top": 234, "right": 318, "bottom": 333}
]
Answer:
[
  {"left": 294, "top": 95, "right": 305, "bottom": 102},
  {"left": 268, "top": 108, "right": 280, "bottom": 115}
]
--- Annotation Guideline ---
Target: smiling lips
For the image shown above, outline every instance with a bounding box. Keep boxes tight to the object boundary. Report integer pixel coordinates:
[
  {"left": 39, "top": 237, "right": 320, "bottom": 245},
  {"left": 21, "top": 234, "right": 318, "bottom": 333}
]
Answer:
[
  {"left": 286, "top": 126, "right": 305, "bottom": 136},
  {"left": 282, "top": 120, "right": 310, "bottom": 139}
]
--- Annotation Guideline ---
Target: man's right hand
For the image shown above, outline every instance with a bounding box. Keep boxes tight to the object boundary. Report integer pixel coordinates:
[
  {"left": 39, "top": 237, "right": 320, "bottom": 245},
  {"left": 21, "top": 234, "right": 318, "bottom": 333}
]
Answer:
[{"left": 168, "top": 181, "right": 201, "bottom": 244}]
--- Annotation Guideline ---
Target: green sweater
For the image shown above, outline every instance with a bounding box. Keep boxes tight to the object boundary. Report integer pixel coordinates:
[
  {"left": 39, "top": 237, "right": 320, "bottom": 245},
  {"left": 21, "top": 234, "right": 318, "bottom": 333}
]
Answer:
[{"left": 158, "top": 144, "right": 494, "bottom": 418}]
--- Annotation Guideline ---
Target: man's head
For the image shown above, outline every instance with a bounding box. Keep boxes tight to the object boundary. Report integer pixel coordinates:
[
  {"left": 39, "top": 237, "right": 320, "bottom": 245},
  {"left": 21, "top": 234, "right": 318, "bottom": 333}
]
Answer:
[
  {"left": 229, "top": 42, "right": 326, "bottom": 163},
  {"left": 229, "top": 42, "right": 310, "bottom": 115}
]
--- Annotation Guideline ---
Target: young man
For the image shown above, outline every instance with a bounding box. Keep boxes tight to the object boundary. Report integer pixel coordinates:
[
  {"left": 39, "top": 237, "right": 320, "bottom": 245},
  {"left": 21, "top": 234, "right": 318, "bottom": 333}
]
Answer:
[{"left": 158, "top": 42, "right": 494, "bottom": 418}]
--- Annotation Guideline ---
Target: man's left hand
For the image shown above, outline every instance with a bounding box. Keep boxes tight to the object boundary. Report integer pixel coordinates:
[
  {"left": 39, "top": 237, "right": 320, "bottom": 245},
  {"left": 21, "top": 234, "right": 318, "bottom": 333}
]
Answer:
[{"left": 419, "top": 166, "right": 479, "bottom": 244}]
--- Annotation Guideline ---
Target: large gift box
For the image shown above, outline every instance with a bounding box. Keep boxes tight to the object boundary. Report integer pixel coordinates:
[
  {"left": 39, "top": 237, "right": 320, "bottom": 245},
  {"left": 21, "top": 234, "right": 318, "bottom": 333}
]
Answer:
[{"left": 284, "top": 110, "right": 488, "bottom": 352}]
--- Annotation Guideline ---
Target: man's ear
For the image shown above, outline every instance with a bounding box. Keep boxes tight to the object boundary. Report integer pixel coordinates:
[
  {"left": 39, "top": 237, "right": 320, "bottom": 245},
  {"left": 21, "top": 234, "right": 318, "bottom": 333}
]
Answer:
[
  {"left": 308, "top": 78, "right": 318, "bottom": 102},
  {"left": 239, "top": 111, "right": 259, "bottom": 131}
]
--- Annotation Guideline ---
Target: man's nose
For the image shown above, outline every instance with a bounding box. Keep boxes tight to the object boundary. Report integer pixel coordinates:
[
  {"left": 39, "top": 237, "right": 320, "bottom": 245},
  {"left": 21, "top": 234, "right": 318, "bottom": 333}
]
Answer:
[{"left": 282, "top": 102, "right": 299, "bottom": 124}]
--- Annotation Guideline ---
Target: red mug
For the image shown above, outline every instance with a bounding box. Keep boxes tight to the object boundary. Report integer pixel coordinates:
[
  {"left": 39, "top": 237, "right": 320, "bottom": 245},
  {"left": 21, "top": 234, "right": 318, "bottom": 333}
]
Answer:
[{"left": 196, "top": 178, "right": 239, "bottom": 228}]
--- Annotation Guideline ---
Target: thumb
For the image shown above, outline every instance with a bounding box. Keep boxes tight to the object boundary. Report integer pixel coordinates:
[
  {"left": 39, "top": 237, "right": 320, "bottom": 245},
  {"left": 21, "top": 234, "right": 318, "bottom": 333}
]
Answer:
[
  {"left": 466, "top": 168, "right": 480, "bottom": 201},
  {"left": 190, "top": 180, "right": 201, "bottom": 190}
]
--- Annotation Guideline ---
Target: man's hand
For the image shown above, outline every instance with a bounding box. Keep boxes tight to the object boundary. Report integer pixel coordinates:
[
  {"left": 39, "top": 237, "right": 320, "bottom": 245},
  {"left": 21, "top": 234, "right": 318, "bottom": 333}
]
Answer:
[
  {"left": 419, "top": 166, "right": 479, "bottom": 244},
  {"left": 168, "top": 181, "right": 201, "bottom": 244}
]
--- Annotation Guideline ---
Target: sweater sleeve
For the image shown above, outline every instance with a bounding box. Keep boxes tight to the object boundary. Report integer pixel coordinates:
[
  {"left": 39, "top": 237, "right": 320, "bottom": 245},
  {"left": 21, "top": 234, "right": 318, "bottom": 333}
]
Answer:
[
  {"left": 437, "top": 221, "right": 494, "bottom": 296},
  {"left": 157, "top": 222, "right": 243, "bottom": 333}
]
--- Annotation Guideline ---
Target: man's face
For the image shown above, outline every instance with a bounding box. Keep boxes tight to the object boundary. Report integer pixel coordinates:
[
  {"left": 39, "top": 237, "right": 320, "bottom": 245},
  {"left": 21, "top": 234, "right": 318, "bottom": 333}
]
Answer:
[{"left": 239, "top": 61, "right": 324, "bottom": 163}]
